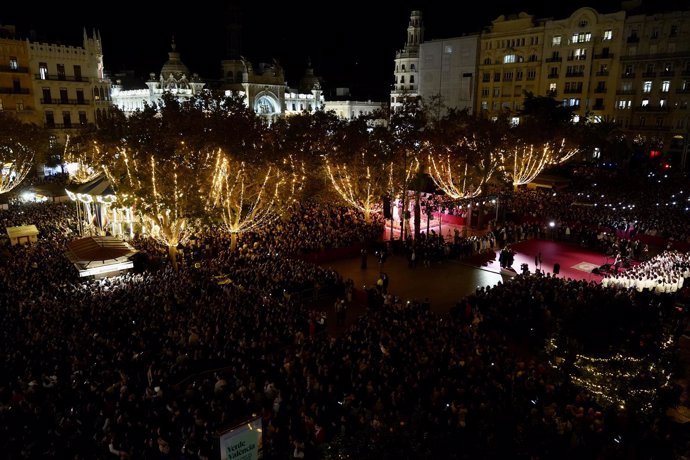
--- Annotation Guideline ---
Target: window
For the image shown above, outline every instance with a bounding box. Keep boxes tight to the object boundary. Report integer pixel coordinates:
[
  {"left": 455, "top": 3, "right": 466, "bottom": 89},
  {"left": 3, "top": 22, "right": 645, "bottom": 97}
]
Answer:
[
  {"left": 45, "top": 111, "right": 55, "bottom": 127},
  {"left": 552, "top": 35, "right": 561, "bottom": 46},
  {"left": 0, "top": 98, "right": 3, "bottom": 110},
  {"left": 13, "top": 79, "right": 20, "bottom": 92},
  {"left": 646, "top": 63, "right": 655, "bottom": 74},
  {"left": 79, "top": 111, "right": 87, "bottom": 125},
  {"left": 504, "top": 71, "right": 513, "bottom": 81},
  {"left": 660, "top": 99, "right": 666, "bottom": 107},
  {"left": 60, "top": 88, "right": 68, "bottom": 104},
  {"left": 622, "top": 82, "right": 633, "bottom": 92},
  {"left": 409, "top": 75, "right": 414, "bottom": 84},
  {"left": 527, "top": 70, "right": 536, "bottom": 80},
  {"left": 503, "top": 54, "right": 516, "bottom": 64},
  {"left": 62, "top": 111, "right": 72, "bottom": 128},
  {"left": 624, "top": 64, "right": 634, "bottom": 76},
  {"left": 483, "top": 58, "right": 491, "bottom": 65},
  {"left": 400, "top": 76, "right": 405, "bottom": 84},
  {"left": 574, "top": 48, "right": 587, "bottom": 60},
  {"left": 401, "top": 64, "right": 406, "bottom": 71},
  {"left": 16, "top": 101, "right": 23, "bottom": 111},
  {"left": 661, "top": 81, "right": 670, "bottom": 93},
  {"left": 571, "top": 32, "right": 591, "bottom": 43},
  {"left": 482, "top": 72, "right": 490, "bottom": 82},
  {"left": 670, "top": 25, "right": 678, "bottom": 37},
  {"left": 494, "top": 72, "right": 501, "bottom": 82},
  {"left": 516, "top": 70, "right": 523, "bottom": 81},
  {"left": 617, "top": 100, "right": 631, "bottom": 109},
  {"left": 76, "top": 89, "right": 85, "bottom": 104},
  {"left": 39, "top": 62, "right": 48, "bottom": 79},
  {"left": 548, "top": 83, "right": 557, "bottom": 94},
  {"left": 651, "top": 28, "right": 659, "bottom": 39},
  {"left": 481, "top": 87, "right": 489, "bottom": 96},
  {"left": 641, "top": 99, "right": 649, "bottom": 107},
  {"left": 493, "top": 87, "right": 500, "bottom": 97},
  {"left": 410, "top": 64, "right": 416, "bottom": 70},
  {"left": 74, "top": 65, "right": 82, "bottom": 81},
  {"left": 643, "top": 81, "right": 652, "bottom": 93},
  {"left": 57, "top": 64, "right": 66, "bottom": 80},
  {"left": 603, "top": 30, "right": 613, "bottom": 41},
  {"left": 9, "top": 57, "right": 17, "bottom": 70},
  {"left": 42, "top": 88, "right": 51, "bottom": 104}
]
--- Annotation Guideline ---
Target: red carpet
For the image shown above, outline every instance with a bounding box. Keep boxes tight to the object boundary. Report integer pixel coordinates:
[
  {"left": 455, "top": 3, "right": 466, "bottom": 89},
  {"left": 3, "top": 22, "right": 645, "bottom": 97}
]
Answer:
[{"left": 474, "top": 239, "right": 610, "bottom": 283}]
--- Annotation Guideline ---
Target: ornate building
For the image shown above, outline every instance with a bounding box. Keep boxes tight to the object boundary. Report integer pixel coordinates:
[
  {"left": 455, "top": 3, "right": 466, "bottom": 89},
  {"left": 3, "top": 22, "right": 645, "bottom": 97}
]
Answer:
[
  {"left": 28, "top": 29, "right": 111, "bottom": 142},
  {"left": 391, "top": 10, "right": 424, "bottom": 111},
  {"left": 111, "top": 39, "right": 205, "bottom": 116}
]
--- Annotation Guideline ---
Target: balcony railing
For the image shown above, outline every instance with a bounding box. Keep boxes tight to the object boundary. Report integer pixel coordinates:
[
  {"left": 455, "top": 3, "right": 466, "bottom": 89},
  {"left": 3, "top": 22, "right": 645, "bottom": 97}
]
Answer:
[
  {"left": 0, "top": 87, "right": 30, "bottom": 94},
  {"left": 616, "top": 89, "right": 636, "bottom": 95},
  {"left": 40, "top": 98, "right": 91, "bottom": 105},
  {"left": 545, "top": 57, "right": 562, "bottom": 63},
  {"left": 621, "top": 72, "right": 635, "bottom": 79},
  {"left": 633, "top": 105, "right": 671, "bottom": 112},
  {"left": 642, "top": 72, "right": 657, "bottom": 77},
  {"left": 676, "top": 88, "right": 690, "bottom": 94},
  {"left": 594, "top": 88, "right": 607, "bottom": 93},
  {"left": 0, "top": 65, "right": 29, "bottom": 73},
  {"left": 596, "top": 71, "right": 610, "bottom": 76},
  {"left": 44, "top": 123, "right": 92, "bottom": 130},
  {"left": 565, "top": 72, "right": 585, "bottom": 77},
  {"left": 563, "top": 88, "right": 583, "bottom": 94},
  {"left": 592, "top": 104, "right": 605, "bottom": 110},
  {"left": 547, "top": 73, "right": 559, "bottom": 79},
  {"left": 594, "top": 53, "right": 614, "bottom": 59},
  {"left": 34, "top": 74, "right": 89, "bottom": 82},
  {"left": 660, "top": 71, "right": 675, "bottom": 77}
]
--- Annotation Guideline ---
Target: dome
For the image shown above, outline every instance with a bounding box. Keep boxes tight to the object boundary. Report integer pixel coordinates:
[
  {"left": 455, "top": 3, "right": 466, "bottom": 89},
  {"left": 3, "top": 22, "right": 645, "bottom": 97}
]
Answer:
[{"left": 160, "top": 38, "right": 190, "bottom": 79}]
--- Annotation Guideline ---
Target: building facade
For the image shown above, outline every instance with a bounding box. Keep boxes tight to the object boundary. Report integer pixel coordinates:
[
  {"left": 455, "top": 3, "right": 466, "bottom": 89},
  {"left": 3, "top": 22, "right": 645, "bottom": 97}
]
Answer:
[
  {"left": 419, "top": 35, "right": 479, "bottom": 116},
  {"left": 391, "top": 10, "right": 424, "bottom": 111},
  {"left": 28, "top": 29, "right": 111, "bottom": 142},
  {"left": 397, "top": 4, "right": 690, "bottom": 166},
  {"left": 0, "top": 26, "right": 35, "bottom": 123},
  {"left": 540, "top": 8, "right": 626, "bottom": 122}
]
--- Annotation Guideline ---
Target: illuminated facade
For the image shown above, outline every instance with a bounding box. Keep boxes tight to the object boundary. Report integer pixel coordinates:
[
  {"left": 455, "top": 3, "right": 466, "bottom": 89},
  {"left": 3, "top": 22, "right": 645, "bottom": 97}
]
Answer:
[
  {"left": 391, "top": 10, "right": 424, "bottom": 111},
  {"left": 0, "top": 26, "right": 36, "bottom": 123},
  {"left": 111, "top": 39, "right": 205, "bottom": 116},
  {"left": 27, "top": 29, "right": 111, "bottom": 143},
  {"left": 476, "top": 12, "right": 546, "bottom": 119},
  {"left": 540, "top": 8, "right": 626, "bottom": 122},
  {"left": 614, "top": 10, "right": 690, "bottom": 162}
]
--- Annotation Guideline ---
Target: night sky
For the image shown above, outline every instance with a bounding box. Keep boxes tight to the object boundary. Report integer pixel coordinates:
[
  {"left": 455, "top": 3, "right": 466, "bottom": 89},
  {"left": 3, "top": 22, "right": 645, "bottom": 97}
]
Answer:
[{"left": 1, "top": 0, "right": 681, "bottom": 100}]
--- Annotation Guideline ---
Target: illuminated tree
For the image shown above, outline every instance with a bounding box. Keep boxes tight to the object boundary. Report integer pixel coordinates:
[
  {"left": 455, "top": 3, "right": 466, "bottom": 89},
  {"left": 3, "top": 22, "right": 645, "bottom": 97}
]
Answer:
[
  {"left": 0, "top": 113, "right": 47, "bottom": 194},
  {"left": 208, "top": 149, "right": 304, "bottom": 251},
  {"left": 104, "top": 144, "right": 210, "bottom": 271},
  {"left": 63, "top": 137, "right": 106, "bottom": 184},
  {"left": 324, "top": 155, "right": 394, "bottom": 223},
  {"left": 499, "top": 142, "right": 556, "bottom": 191},
  {"left": 426, "top": 135, "right": 500, "bottom": 199}
]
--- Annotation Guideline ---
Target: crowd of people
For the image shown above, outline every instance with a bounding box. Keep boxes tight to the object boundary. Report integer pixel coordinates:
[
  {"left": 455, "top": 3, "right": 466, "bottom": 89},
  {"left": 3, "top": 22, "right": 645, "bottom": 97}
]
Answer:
[{"left": 1, "top": 164, "right": 690, "bottom": 459}]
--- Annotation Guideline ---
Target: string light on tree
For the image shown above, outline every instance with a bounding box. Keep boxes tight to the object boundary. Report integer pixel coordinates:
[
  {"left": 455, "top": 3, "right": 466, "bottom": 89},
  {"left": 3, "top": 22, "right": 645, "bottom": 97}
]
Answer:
[
  {"left": 208, "top": 149, "right": 304, "bottom": 251},
  {"left": 324, "top": 154, "right": 394, "bottom": 223},
  {"left": 499, "top": 142, "right": 555, "bottom": 190},
  {"left": 64, "top": 137, "right": 106, "bottom": 184},
  {"left": 0, "top": 143, "right": 33, "bottom": 194}
]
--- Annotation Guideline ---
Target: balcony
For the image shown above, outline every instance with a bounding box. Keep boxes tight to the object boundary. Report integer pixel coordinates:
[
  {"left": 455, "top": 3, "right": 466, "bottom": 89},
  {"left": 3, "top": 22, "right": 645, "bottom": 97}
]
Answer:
[
  {"left": 633, "top": 105, "right": 671, "bottom": 112},
  {"left": 626, "top": 35, "right": 640, "bottom": 43},
  {"left": 40, "top": 98, "right": 90, "bottom": 105},
  {"left": 642, "top": 72, "right": 657, "bottom": 78},
  {"left": 660, "top": 71, "right": 675, "bottom": 77},
  {"left": 592, "top": 104, "right": 605, "bottom": 110},
  {"left": 621, "top": 72, "right": 635, "bottom": 79},
  {"left": 563, "top": 88, "right": 583, "bottom": 94},
  {"left": 44, "top": 123, "right": 92, "bottom": 130},
  {"left": 545, "top": 57, "right": 562, "bottom": 63},
  {"left": 616, "top": 89, "right": 636, "bottom": 95},
  {"left": 34, "top": 74, "right": 89, "bottom": 82},
  {"left": 594, "top": 53, "right": 614, "bottom": 59},
  {"left": 0, "top": 87, "right": 30, "bottom": 94},
  {"left": 565, "top": 72, "right": 585, "bottom": 77},
  {"left": 547, "top": 73, "right": 559, "bottom": 79},
  {"left": 594, "top": 87, "right": 607, "bottom": 93},
  {"left": 676, "top": 88, "right": 690, "bottom": 94},
  {"left": 595, "top": 71, "right": 610, "bottom": 77},
  {"left": 0, "top": 65, "right": 29, "bottom": 73}
]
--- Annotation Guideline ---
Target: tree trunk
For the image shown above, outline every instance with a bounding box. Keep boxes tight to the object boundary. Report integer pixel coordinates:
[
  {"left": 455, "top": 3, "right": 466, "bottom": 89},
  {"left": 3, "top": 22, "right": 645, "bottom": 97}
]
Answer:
[
  {"left": 414, "top": 190, "right": 421, "bottom": 240},
  {"left": 168, "top": 245, "right": 179, "bottom": 272},
  {"left": 230, "top": 232, "right": 239, "bottom": 252}
]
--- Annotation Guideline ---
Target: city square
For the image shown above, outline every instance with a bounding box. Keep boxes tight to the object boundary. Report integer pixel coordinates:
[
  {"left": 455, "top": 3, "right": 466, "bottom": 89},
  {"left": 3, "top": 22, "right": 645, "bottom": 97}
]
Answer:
[{"left": 2, "top": 2, "right": 690, "bottom": 460}]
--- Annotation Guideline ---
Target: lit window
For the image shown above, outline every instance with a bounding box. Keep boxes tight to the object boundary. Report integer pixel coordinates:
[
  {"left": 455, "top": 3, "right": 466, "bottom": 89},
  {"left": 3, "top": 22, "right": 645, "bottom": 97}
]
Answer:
[
  {"left": 503, "top": 54, "right": 516, "bottom": 64},
  {"left": 603, "top": 30, "right": 613, "bottom": 41},
  {"left": 661, "top": 81, "right": 670, "bottom": 92},
  {"left": 641, "top": 99, "right": 649, "bottom": 107},
  {"left": 552, "top": 36, "right": 561, "bottom": 46},
  {"left": 9, "top": 57, "right": 18, "bottom": 70},
  {"left": 643, "top": 81, "right": 652, "bottom": 93}
]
